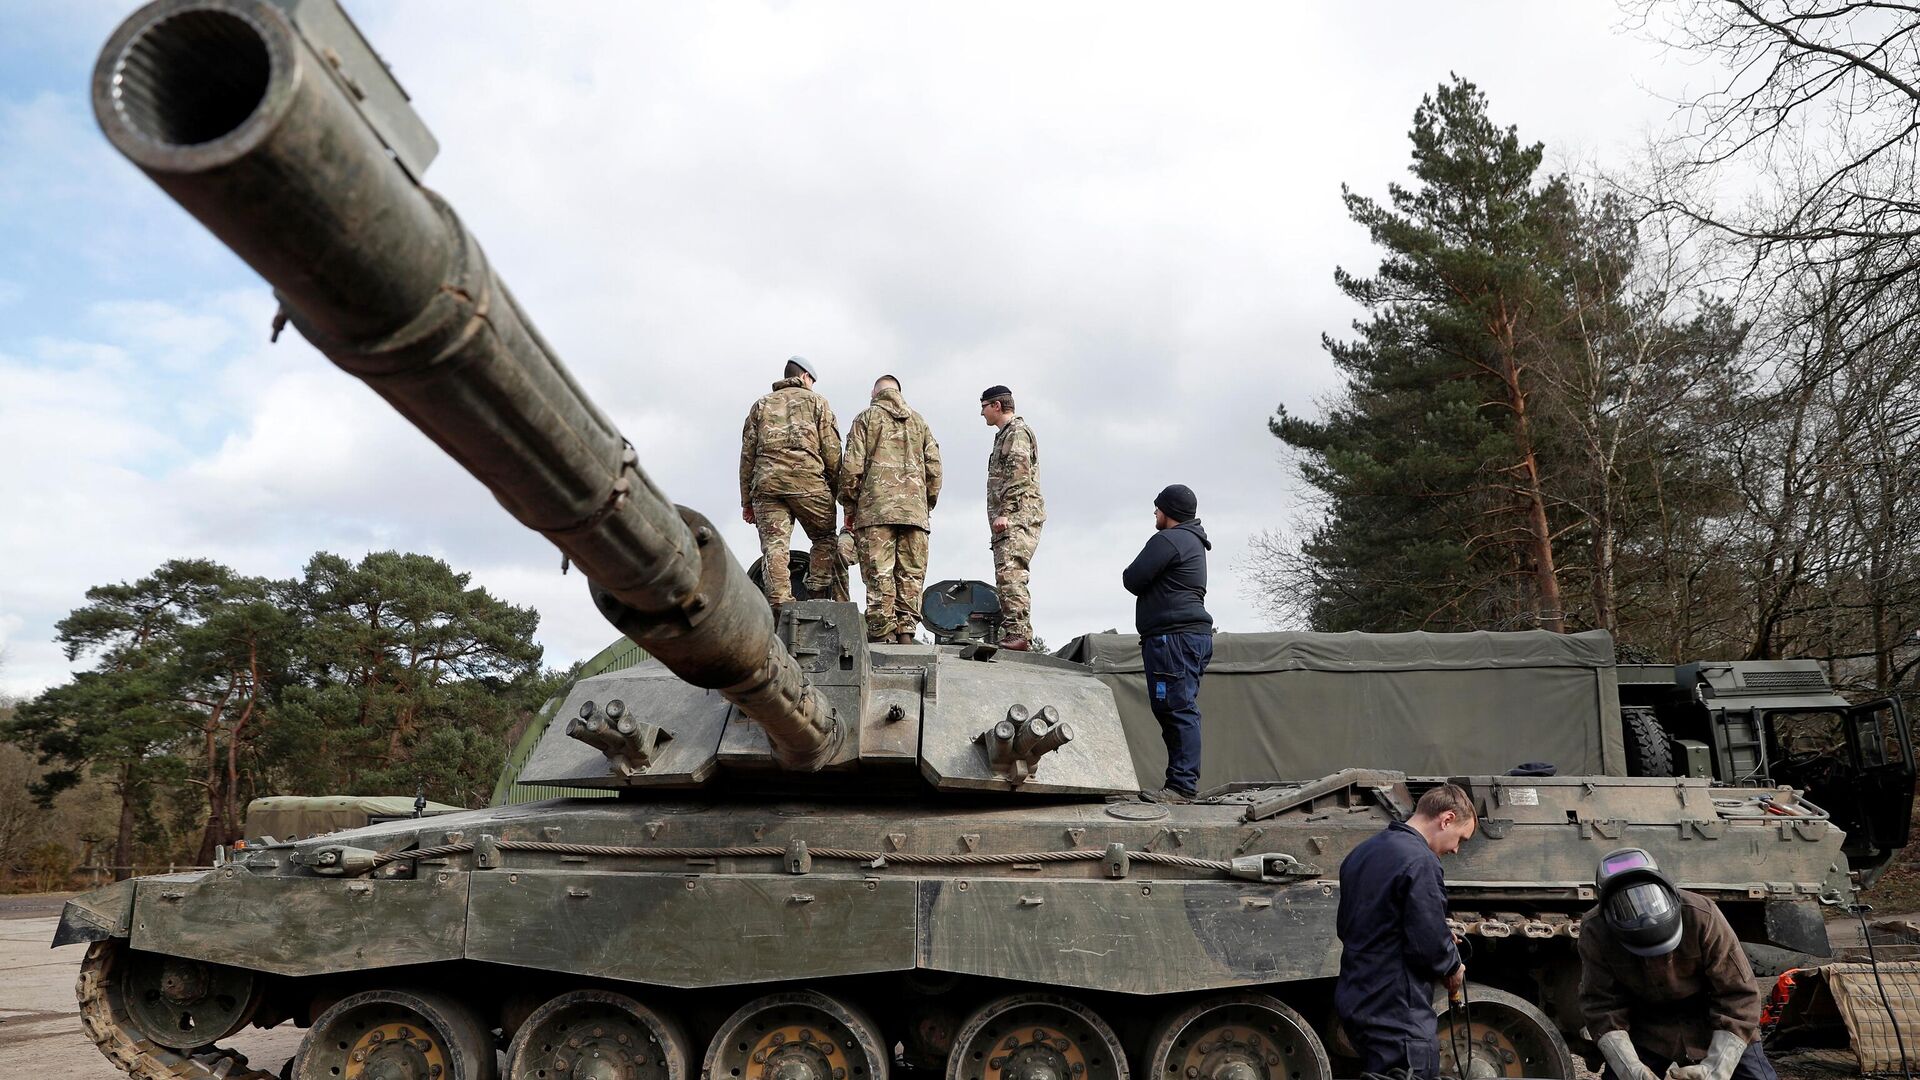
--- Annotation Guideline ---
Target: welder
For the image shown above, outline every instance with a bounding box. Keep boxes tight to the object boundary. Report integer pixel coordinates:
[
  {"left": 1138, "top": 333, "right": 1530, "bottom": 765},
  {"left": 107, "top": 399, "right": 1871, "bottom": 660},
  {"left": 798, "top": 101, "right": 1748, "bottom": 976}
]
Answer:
[{"left": 1579, "top": 847, "right": 1775, "bottom": 1080}]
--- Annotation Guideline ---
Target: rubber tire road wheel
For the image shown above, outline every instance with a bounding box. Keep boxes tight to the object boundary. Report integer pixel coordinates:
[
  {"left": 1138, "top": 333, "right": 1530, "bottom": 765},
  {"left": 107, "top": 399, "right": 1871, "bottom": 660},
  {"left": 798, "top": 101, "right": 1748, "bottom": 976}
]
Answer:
[
  {"left": 1430, "top": 982, "right": 1575, "bottom": 1080},
  {"left": 292, "top": 987, "right": 497, "bottom": 1080}
]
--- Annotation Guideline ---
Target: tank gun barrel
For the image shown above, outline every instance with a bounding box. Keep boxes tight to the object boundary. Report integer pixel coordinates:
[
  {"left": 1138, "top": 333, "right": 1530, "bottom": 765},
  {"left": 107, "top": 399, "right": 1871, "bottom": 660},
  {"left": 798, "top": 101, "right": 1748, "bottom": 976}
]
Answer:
[{"left": 91, "top": 0, "right": 841, "bottom": 768}]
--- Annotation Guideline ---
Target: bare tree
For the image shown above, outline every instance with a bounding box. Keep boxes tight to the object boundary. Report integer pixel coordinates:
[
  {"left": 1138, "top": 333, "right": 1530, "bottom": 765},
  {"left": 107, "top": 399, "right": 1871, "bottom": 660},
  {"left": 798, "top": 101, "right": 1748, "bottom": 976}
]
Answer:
[{"left": 1634, "top": 1, "right": 1920, "bottom": 250}]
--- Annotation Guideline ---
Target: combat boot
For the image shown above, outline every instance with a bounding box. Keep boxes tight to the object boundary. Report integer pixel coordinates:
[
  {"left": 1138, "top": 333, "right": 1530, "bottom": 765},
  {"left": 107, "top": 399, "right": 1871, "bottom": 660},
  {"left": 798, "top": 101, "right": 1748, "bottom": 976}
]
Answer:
[
  {"left": 894, "top": 632, "right": 915, "bottom": 644},
  {"left": 999, "top": 636, "right": 1030, "bottom": 651}
]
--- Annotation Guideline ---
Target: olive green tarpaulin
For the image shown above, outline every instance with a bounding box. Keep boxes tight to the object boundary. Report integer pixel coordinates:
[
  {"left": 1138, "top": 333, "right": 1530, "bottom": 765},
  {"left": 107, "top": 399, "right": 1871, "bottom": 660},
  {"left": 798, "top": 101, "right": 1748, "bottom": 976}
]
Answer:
[{"left": 1055, "top": 629, "right": 1626, "bottom": 786}]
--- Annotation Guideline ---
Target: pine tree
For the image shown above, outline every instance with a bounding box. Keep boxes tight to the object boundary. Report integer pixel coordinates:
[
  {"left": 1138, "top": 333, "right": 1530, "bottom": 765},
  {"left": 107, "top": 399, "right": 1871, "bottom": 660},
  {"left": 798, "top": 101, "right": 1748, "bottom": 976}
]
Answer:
[
  {"left": 270, "top": 551, "right": 545, "bottom": 805},
  {"left": 1273, "top": 77, "right": 1579, "bottom": 631}
]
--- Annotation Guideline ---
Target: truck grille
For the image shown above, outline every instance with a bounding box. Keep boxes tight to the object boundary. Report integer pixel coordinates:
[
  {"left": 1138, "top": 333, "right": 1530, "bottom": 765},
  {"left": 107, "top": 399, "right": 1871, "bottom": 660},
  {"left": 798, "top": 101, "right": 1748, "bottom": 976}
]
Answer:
[{"left": 1739, "top": 671, "right": 1828, "bottom": 693}]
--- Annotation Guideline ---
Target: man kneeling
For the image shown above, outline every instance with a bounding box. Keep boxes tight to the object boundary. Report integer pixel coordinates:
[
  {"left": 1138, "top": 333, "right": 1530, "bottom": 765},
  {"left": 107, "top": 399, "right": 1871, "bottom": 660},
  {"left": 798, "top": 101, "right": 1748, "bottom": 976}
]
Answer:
[{"left": 1581, "top": 848, "right": 1777, "bottom": 1080}]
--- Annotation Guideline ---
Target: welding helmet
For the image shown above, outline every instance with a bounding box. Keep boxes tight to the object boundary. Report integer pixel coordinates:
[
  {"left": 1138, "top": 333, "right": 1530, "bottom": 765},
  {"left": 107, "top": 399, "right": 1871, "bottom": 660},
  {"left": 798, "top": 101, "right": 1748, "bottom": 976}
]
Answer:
[{"left": 1595, "top": 847, "right": 1682, "bottom": 958}]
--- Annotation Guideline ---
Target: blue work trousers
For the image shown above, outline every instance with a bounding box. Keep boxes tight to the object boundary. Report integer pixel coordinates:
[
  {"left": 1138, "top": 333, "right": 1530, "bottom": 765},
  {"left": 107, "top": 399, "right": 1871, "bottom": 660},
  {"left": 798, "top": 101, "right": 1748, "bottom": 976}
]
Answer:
[
  {"left": 1353, "top": 1018, "right": 1440, "bottom": 1080},
  {"left": 1141, "top": 631, "right": 1213, "bottom": 795}
]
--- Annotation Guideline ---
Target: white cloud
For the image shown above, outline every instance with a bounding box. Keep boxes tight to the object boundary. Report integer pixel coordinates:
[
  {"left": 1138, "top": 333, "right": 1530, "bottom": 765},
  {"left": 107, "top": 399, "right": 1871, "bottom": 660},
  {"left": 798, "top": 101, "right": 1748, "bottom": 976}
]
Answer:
[{"left": 2, "top": 1, "right": 1697, "bottom": 696}]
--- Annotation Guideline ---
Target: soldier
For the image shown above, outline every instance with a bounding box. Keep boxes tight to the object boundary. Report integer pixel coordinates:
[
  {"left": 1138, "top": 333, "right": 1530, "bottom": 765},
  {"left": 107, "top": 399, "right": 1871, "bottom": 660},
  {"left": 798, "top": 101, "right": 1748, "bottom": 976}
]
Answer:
[
  {"left": 1581, "top": 848, "right": 1776, "bottom": 1080},
  {"left": 981, "top": 385, "right": 1043, "bottom": 650},
  {"left": 840, "top": 375, "right": 943, "bottom": 643},
  {"left": 740, "top": 356, "right": 842, "bottom": 607}
]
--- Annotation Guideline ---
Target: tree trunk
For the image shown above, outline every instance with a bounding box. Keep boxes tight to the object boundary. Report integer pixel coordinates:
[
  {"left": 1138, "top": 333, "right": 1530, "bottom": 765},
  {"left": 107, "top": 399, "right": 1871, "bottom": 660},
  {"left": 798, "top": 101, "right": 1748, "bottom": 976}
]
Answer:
[
  {"left": 223, "top": 643, "right": 261, "bottom": 848},
  {"left": 194, "top": 689, "right": 231, "bottom": 866},
  {"left": 113, "top": 764, "right": 136, "bottom": 882},
  {"left": 1592, "top": 500, "right": 1617, "bottom": 634},
  {"left": 1505, "top": 363, "right": 1565, "bottom": 632}
]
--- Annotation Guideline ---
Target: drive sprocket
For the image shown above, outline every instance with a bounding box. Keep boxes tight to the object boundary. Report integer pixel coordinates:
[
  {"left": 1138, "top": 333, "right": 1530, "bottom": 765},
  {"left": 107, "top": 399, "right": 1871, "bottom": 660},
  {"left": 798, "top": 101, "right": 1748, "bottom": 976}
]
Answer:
[{"left": 76, "top": 939, "right": 277, "bottom": 1080}]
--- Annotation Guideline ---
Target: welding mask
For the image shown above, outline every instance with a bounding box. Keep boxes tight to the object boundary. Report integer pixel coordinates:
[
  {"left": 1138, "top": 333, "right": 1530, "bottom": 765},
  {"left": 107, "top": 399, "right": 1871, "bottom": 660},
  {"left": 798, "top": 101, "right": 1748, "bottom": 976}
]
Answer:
[{"left": 1595, "top": 847, "right": 1683, "bottom": 958}]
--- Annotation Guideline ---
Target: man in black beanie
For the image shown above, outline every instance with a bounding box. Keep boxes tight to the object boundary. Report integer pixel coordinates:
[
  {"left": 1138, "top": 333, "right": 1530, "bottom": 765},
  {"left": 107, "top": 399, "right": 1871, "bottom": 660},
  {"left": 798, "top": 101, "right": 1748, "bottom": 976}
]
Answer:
[{"left": 1122, "top": 484, "right": 1214, "bottom": 801}]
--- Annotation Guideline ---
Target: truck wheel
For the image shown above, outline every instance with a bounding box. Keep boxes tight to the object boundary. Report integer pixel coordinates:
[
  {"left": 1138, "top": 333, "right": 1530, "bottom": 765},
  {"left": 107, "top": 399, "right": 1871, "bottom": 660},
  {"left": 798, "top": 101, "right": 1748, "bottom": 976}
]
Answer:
[{"left": 1622, "top": 708, "right": 1674, "bottom": 777}]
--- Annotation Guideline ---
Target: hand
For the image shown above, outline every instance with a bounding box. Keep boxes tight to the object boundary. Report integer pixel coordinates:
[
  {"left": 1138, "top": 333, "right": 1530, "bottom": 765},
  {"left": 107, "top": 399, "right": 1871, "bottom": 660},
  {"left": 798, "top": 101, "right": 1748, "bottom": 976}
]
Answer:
[
  {"left": 1668, "top": 1031, "right": 1746, "bottom": 1080},
  {"left": 1597, "top": 1031, "right": 1658, "bottom": 1080},
  {"left": 1445, "top": 963, "right": 1465, "bottom": 995},
  {"left": 742, "top": 506, "right": 755, "bottom": 525},
  {"left": 992, "top": 515, "right": 1009, "bottom": 535}
]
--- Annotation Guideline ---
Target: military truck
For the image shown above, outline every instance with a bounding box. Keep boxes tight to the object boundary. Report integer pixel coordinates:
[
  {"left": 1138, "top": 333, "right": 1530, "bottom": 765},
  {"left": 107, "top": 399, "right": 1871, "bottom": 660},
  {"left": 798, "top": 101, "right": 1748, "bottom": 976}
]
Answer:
[
  {"left": 58, "top": 4, "right": 1859, "bottom": 1079},
  {"left": 1619, "top": 660, "right": 1913, "bottom": 876},
  {"left": 1063, "top": 631, "right": 1913, "bottom": 880}
]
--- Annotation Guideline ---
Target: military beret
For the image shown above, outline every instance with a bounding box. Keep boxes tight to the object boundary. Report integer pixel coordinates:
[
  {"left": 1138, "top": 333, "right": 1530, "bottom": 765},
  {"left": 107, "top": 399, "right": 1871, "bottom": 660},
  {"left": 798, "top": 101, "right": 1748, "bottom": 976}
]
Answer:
[{"left": 980, "top": 385, "right": 1012, "bottom": 402}]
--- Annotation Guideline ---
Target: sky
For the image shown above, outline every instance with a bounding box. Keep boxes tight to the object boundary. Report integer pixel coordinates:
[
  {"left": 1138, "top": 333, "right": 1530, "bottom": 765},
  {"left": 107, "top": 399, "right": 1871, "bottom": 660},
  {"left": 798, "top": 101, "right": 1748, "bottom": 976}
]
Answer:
[{"left": 0, "top": 1, "right": 1707, "bottom": 698}]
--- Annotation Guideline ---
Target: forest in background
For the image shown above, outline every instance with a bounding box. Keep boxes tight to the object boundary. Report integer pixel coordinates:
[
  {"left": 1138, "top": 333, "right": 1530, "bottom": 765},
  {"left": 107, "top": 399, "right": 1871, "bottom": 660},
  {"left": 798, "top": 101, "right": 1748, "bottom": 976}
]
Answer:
[
  {"left": 0, "top": 553, "right": 567, "bottom": 884},
  {"left": 1254, "top": 2, "right": 1920, "bottom": 712}
]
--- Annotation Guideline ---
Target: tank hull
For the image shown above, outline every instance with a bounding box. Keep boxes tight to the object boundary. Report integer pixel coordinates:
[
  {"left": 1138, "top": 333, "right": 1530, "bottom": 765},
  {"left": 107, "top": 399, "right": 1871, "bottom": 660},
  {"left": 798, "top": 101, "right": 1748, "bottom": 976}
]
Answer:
[{"left": 60, "top": 773, "right": 1845, "bottom": 1078}]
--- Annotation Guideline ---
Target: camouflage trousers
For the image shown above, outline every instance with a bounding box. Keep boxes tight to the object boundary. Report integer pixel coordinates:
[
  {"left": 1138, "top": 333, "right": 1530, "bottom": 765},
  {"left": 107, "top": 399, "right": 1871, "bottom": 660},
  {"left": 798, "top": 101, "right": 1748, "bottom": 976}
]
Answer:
[
  {"left": 857, "top": 524, "right": 929, "bottom": 641},
  {"left": 991, "top": 522, "right": 1041, "bottom": 640},
  {"left": 752, "top": 490, "right": 837, "bottom": 605}
]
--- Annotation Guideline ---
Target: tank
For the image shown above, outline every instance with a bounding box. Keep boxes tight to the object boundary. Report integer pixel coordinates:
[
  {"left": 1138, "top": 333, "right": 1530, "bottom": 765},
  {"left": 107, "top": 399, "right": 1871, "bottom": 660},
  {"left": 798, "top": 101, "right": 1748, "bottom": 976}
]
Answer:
[{"left": 60, "top": 3, "right": 1856, "bottom": 1079}]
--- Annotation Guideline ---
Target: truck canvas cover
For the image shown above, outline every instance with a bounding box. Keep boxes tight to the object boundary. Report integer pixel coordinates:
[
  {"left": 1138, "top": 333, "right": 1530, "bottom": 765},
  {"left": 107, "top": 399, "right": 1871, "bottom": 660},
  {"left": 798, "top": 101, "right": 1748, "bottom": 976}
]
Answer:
[{"left": 1056, "top": 629, "right": 1626, "bottom": 785}]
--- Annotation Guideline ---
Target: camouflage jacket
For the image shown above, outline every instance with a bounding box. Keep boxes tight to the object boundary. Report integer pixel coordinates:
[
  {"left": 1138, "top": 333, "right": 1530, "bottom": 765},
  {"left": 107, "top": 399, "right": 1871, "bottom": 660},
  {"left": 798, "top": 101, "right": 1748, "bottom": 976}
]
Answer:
[
  {"left": 740, "top": 377, "right": 842, "bottom": 503},
  {"left": 986, "top": 415, "right": 1044, "bottom": 527},
  {"left": 840, "top": 389, "right": 942, "bottom": 529}
]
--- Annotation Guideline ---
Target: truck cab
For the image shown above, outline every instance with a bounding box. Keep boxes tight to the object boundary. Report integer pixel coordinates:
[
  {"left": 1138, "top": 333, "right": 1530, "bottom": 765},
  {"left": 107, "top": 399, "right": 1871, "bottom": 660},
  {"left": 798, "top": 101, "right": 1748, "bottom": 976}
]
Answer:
[{"left": 1620, "top": 659, "right": 1914, "bottom": 879}]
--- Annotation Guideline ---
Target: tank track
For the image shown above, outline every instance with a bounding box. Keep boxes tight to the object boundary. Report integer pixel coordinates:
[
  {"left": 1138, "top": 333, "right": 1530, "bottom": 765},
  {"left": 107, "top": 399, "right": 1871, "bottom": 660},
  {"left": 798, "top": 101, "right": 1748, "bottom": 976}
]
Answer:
[{"left": 76, "top": 941, "right": 277, "bottom": 1080}]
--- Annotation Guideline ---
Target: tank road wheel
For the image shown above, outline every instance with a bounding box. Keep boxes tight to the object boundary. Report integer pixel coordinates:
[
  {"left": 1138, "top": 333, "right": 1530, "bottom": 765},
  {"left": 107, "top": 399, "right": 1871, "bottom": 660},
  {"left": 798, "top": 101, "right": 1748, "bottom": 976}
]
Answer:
[
  {"left": 1143, "top": 994, "right": 1329, "bottom": 1080},
  {"left": 1431, "top": 984, "right": 1574, "bottom": 1080},
  {"left": 112, "top": 945, "right": 261, "bottom": 1050},
  {"left": 507, "top": 989, "right": 694, "bottom": 1080},
  {"left": 293, "top": 988, "right": 498, "bottom": 1080},
  {"left": 702, "top": 990, "right": 888, "bottom": 1080},
  {"left": 948, "top": 993, "right": 1127, "bottom": 1080}
]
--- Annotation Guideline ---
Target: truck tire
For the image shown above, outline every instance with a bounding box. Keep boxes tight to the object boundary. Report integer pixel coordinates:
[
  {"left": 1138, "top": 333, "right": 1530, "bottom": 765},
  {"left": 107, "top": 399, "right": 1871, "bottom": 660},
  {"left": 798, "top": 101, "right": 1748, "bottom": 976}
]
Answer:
[{"left": 1623, "top": 707, "right": 1675, "bottom": 777}]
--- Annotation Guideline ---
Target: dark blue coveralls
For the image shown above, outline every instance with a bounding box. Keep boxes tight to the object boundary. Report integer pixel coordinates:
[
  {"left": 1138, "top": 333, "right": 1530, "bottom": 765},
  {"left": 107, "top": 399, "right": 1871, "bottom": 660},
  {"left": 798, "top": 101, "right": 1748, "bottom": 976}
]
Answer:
[{"left": 1335, "top": 820, "right": 1459, "bottom": 1080}]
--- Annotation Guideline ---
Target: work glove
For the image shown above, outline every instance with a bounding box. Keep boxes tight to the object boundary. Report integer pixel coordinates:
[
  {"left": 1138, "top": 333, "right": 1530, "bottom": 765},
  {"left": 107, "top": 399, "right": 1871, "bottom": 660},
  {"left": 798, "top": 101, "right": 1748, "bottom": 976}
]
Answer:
[
  {"left": 1597, "top": 1031, "right": 1660, "bottom": 1080},
  {"left": 1668, "top": 1030, "right": 1747, "bottom": 1080}
]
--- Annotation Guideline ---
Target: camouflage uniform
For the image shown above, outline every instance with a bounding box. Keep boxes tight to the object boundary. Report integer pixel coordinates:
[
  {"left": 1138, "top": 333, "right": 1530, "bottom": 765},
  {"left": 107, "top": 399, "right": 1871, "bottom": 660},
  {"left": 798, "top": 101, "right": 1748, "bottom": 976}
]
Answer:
[
  {"left": 840, "top": 388, "right": 942, "bottom": 641},
  {"left": 986, "top": 415, "right": 1044, "bottom": 641},
  {"left": 740, "top": 376, "right": 841, "bottom": 605}
]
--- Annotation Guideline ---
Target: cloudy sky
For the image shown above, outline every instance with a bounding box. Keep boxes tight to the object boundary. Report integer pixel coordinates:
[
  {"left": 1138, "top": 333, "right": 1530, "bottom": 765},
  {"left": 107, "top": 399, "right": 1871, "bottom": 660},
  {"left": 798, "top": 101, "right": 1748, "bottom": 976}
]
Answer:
[{"left": 0, "top": 1, "right": 1705, "bottom": 697}]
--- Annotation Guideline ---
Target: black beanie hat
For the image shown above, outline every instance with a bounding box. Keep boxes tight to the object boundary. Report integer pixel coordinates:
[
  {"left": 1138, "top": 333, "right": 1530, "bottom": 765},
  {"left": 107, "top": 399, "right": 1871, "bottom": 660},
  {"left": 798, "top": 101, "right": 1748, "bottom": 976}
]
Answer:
[
  {"left": 1155, "top": 484, "right": 1197, "bottom": 521},
  {"left": 980, "top": 384, "right": 1012, "bottom": 403}
]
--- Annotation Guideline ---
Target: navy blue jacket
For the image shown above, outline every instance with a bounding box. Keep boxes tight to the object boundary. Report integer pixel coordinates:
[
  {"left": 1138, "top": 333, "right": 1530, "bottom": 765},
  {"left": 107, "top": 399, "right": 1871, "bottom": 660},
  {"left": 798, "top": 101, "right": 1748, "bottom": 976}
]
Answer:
[
  {"left": 1334, "top": 821, "right": 1460, "bottom": 1038},
  {"left": 1121, "top": 519, "right": 1213, "bottom": 635}
]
